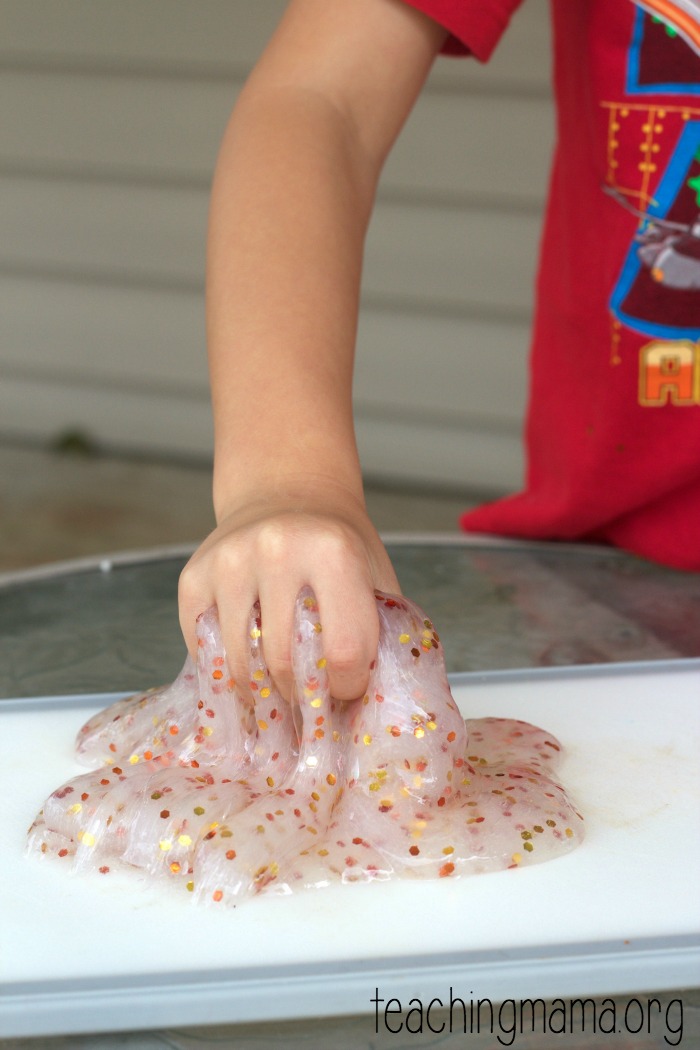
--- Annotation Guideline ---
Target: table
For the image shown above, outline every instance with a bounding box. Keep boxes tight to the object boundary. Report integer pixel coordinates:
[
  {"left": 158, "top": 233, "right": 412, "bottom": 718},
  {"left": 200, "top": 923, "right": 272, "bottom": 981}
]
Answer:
[{"left": 1, "top": 537, "right": 699, "bottom": 1049}]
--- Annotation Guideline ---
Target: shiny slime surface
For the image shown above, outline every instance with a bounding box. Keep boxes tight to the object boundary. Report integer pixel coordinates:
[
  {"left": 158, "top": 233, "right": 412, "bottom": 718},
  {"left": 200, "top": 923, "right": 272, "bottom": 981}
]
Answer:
[{"left": 28, "top": 591, "right": 584, "bottom": 904}]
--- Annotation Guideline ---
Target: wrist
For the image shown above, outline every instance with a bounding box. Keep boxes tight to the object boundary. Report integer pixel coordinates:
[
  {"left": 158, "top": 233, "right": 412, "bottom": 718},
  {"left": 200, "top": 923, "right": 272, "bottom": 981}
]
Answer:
[{"left": 213, "top": 464, "right": 366, "bottom": 526}]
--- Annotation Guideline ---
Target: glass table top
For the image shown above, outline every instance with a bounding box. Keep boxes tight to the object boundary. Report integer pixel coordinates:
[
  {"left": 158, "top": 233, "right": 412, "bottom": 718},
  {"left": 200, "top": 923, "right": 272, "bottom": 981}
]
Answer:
[{"left": 0, "top": 537, "right": 698, "bottom": 699}]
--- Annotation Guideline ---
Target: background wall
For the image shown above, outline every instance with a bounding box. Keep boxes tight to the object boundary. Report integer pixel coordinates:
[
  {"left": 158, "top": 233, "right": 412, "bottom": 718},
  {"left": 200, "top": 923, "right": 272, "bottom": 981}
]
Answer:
[{"left": 0, "top": 0, "right": 553, "bottom": 493}]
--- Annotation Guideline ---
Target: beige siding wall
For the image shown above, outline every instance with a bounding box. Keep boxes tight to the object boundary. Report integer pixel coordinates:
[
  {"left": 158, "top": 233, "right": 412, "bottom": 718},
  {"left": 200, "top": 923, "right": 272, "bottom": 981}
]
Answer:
[{"left": 0, "top": 1, "right": 553, "bottom": 490}]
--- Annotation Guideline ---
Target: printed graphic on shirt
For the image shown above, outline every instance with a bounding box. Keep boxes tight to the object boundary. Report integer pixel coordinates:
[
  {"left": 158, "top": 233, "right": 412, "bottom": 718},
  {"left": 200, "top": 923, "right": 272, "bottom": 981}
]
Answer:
[
  {"left": 604, "top": 11, "right": 700, "bottom": 405},
  {"left": 609, "top": 120, "right": 700, "bottom": 336},
  {"left": 638, "top": 339, "right": 700, "bottom": 404},
  {"left": 627, "top": 8, "right": 700, "bottom": 92}
]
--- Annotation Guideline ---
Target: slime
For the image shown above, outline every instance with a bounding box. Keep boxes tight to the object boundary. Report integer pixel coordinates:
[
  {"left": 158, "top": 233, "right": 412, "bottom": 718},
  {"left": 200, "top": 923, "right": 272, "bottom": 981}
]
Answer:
[{"left": 28, "top": 591, "right": 584, "bottom": 903}]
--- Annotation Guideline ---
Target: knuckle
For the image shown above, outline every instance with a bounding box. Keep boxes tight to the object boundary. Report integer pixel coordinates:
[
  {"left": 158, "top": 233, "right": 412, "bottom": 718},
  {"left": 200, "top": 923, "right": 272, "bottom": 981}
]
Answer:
[
  {"left": 316, "top": 524, "right": 358, "bottom": 562},
  {"left": 177, "top": 558, "right": 201, "bottom": 604},
  {"left": 324, "top": 640, "right": 368, "bottom": 677},
  {"left": 254, "top": 521, "right": 292, "bottom": 565},
  {"left": 213, "top": 541, "right": 246, "bottom": 578}
]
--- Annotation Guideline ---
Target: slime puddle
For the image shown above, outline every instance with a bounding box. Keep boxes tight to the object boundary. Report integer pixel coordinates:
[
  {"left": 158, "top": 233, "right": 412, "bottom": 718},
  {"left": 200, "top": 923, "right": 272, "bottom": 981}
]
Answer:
[{"left": 27, "top": 590, "right": 584, "bottom": 904}]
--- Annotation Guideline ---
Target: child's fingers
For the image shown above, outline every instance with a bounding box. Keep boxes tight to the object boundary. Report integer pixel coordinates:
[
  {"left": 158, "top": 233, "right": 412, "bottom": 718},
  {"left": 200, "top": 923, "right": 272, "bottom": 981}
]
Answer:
[
  {"left": 255, "top": 578, "right": 301, "bottom": 702},
  {"left": 178, "top": 556, "right": 214, "bottom": 662},
  {"left": 214, "top": 583, "right": 261, "bottom": 705},
  {"left": 179, "top": 545, "right": 258, "bottom": 703},
  {"left": 311, "top": 567, "right": 381, "bottom": 703}
]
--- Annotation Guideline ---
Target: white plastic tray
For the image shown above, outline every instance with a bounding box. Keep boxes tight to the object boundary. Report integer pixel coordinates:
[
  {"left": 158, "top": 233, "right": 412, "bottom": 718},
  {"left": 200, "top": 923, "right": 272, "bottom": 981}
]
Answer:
[{"left": 2, "top": 663, "right": 699, "bottom": 1037}]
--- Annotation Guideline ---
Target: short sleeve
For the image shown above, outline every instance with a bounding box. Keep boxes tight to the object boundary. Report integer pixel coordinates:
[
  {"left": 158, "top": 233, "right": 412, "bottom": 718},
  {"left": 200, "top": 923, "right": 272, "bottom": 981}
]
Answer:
[{"left": 400, "top": 0, "right": 527, "bottom": 61}]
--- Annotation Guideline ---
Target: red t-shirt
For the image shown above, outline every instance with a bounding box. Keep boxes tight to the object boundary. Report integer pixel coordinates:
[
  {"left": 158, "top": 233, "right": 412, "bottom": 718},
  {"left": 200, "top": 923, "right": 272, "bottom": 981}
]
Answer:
[{"left": 402, "top": 0, "right": 700, "bottom": 570}]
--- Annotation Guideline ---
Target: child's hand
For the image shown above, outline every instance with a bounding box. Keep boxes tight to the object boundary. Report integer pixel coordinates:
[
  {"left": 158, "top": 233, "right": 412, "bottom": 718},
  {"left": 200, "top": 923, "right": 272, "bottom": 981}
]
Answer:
[{"left": 178, "top": 479, "right": 400, "bottom": 704}]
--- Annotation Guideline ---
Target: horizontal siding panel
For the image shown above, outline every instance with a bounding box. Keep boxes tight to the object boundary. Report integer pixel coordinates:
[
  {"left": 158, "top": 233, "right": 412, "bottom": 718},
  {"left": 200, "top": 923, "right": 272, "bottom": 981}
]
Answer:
[
  {"left": 0, "top": 374, "right": 214, "bottom": 457},
  {"left": 0, "top": 375, "right": 522, "bottom": 490},
  {"left": 365, "top": 203, "right": 540, "bottom": 311},
  {"left": 355, "top": 311, "right": 528, "bottom": 425},
  {"left": 0, "top": 176, "right": 208, "bottom": 285},
  {"left": 1, "top": 0, "right": 550, "bottom": 90},
  {"left": 0, "top": 71, "right": 553, "bottom": 204},
  {"left": 356, "top": 416, "right": 523, "bottom": 491},
  {"left": 0, "top": 176, "right": 542, "bottom": 310},
  {"left": 1, "top": 277, "right": 208, "bottom": 393},
  {"left": 1, "top": 276, "right": 529, "bottom": 423},
  {"left": 1, "top": 1, "right": 285, "bottom": 72}
]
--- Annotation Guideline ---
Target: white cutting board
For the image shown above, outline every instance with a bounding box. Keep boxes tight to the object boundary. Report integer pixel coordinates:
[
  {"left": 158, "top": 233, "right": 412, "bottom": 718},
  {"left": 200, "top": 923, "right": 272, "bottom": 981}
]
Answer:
[{"left": 1, "top": 664, "right": 699, "bottom": 1036}]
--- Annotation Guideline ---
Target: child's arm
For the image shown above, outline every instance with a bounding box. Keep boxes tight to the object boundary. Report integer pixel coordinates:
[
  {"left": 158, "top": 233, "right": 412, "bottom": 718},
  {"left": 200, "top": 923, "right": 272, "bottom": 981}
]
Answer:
[{"left": 178, "top": 0, "right": 447, "bottom": 703}]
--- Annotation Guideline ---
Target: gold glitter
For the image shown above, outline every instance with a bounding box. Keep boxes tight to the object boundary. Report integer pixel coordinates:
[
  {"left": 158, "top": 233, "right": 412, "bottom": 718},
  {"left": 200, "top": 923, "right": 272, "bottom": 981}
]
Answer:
[
  {"left": 194, "top": 806, "right": 205, "bottom": 816},
  {"left": 128, "top": 754, "right": 139, "bottom": 765},
  {"left": 369, "top": 783, "right": 380, "bottom": 792},
  {"left": 521, "top": 830, "right": 532, "bottom": 840},
  {"left": 326, "top": 773, "right": 337, "bottom": 786},
  {"left": 159, "top": 839, "right": 172, "bottom": 851},
  {"left": 316, "top": 658, "right": 327, "bottom": 669},
  {"left": 178, "top": 834, "right": 192, "bottom": 847},
  {"left": 80, "top": 831, "right": 96, "bottom": 847},
  {"left": 310, "top": 698, "right": 322, "bottom": 709},
  {"left": 170, "top": 862, "right": 181, "bottom": 874},
  {"left": 442, "top": 846, "right": 454, "bottom": 855},
  {"left": 202, "top": 727, "right": 213, "bottom": 736},
  {"left": 260, "top": 687, "right": 271, "bottom": 698},
  {"left": 253, "top": 670, "right": 265, "bottom": 681},
  {"left": 266, "top": 777, "right": 274, "bottom": 787},
  {"left": 186, "top": 881, "right": 194, "bottom": 892},
  {"left": 250, "top": 628, "right": 261, "bottom": 639},
  {"left": 399, "top": 634, "right": 410, "bottom": 644},
  {"left": 363, "top": 734, "right": 372, "bottom": 745},
  {"left": 413, "top": 727, "right": 425, "bottom": 739},
  {"left": 426, "top": 721, "right": 437, "bottom": 731},
  {"left": 313, "top": 622, "right": 322, "bottom": 633},
  {"left": 524, "top": 842, "right": 534, "bottom": 852},
  {"left": 565, "top": 827, "right": 574, "bottom": 838},
  {"left": 511, "top": 852, "right": 522, "bottom": 865},
  {"left": 311, "top": 791, "right": 320, "bottom": 801},
  {"left": 68, "top": 803, "right": 82, "bottom": 815},
  {"left": 318, "top": 848, "right": 329, "bottom": 856},
  {"left": 257, "top": 720, "right": 269, "bottom": 731}
]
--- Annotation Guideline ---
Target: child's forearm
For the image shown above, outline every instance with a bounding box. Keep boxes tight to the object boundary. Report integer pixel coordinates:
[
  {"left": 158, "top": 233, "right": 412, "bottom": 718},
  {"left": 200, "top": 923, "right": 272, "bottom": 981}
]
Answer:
[
  {"left": 180, "top": 0, "right": 446, "bottom": 703},
  {"left": 207, "top": 83, "right": 377, "bottom": 520}
]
